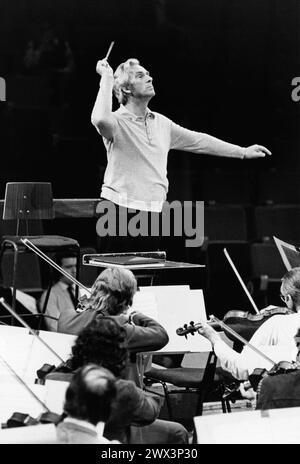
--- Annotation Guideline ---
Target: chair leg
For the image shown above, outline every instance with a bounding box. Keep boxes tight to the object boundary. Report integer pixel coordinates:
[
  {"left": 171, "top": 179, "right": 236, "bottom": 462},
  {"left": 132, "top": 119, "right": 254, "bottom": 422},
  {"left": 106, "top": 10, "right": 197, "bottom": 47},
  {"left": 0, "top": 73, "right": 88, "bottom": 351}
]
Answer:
[
  {"left": 195, "top": 388, "right": 205, "bottom": 416},
  {"left": 225, "top": 398, "right": 231, "bottom": 413},
  {"left": 160, "top": 381, "right": 173, "bottom": 421},
  {"left": 10, "top": 242, "right": 19, "bottom": 323}
]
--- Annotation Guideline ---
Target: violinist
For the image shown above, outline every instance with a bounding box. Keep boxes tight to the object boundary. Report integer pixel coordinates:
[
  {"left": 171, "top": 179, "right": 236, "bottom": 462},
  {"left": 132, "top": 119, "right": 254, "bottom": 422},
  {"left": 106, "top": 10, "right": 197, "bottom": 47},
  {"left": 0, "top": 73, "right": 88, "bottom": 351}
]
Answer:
[
  {"left": 39, "top": 251, "right": 78, "bottom": 332},
  {"left": 198, "top": 267, "right": 300, "bottom": 382},
  {"left": 57, "top": 267, "right": 169, "bottom": 383}
]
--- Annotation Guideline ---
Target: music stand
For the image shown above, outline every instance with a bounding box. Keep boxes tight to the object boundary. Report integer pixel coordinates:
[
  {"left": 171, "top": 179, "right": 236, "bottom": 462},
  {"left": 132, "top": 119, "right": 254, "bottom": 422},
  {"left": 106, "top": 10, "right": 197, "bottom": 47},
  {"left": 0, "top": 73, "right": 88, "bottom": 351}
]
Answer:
[
  {"left": 3, "top": 182, "right": 54, "bottom": 236},
  {"left": 273, "top": 235, "right": 300, "bottom": 271},
  {"left": 82, "top": 251, "right": 205, "bottom": 286},
  {"left": 0, "top": 182, "right": 80, "bottom": 325}
]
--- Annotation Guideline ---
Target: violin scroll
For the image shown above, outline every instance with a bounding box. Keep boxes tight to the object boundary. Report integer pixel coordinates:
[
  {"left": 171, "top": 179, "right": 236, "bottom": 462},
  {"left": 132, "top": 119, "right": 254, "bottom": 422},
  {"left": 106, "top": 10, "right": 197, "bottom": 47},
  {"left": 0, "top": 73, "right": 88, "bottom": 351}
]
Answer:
[
  {"left": 76, "top": 295, "right": 90, "bottom": 313},
  {"left": 176, "top": 321, "right": 201, "bottom": 337}
]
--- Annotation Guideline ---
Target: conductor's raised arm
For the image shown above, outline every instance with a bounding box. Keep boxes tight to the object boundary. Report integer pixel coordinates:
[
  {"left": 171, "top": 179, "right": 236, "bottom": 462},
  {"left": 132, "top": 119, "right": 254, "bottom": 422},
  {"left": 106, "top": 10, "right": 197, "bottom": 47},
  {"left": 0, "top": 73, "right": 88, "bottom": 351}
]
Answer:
[{"left": 91, "top": 59, "right": 117, "bottom": 140}]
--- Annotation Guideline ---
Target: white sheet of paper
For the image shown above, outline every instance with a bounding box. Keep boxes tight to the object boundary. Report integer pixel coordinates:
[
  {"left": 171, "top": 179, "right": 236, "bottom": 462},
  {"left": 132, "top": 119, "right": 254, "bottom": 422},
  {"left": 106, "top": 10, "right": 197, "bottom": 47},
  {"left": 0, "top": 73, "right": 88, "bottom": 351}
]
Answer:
[
  {"left": 135, "top": 285, "right": 211, "bottom": 353},
  {"left": 44, "top": 379, "right": 69, "bottom": 414},
  {"left": 0, "top": 423, "right": 57, "bottom": 444},
  {"left": 0, "top": 326, "right": 75, "bottom": 383},
  {"left": 131, "top": 291, "right": 159, "bottom": 320},
  {"left": 194, "top": 407, "right": 300, "bottom": 444}
]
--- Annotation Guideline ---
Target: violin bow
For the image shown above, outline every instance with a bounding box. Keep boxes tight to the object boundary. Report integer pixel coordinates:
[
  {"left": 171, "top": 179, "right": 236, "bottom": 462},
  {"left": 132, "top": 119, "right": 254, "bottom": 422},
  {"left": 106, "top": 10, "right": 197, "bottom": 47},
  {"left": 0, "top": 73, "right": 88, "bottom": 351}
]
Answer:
[
  {"left": 210, "top": 315, "right": 276, "bottom": 366},
  {"left": 20, "top": 238, "right": 92, "bottom": 295},
  {"left": 0, "top": 350, "right": 50, "bottom": 414},
  {"left": 0, "top": 297, "right": 65, "bottom": 364},
  {"left": 224, "top": 248, "right": 260, "bottom": 315}
]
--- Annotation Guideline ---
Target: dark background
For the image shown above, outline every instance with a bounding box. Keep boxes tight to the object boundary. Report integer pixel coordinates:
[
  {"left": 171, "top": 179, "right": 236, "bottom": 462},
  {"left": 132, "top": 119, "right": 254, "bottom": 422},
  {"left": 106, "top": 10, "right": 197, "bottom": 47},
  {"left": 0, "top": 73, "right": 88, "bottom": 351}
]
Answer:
[
  {"left": 0, "top": 0, "right": 299, "bottom": 193},
  {"left": 0, "top": 0, "right": 299, "bottom": 314}
]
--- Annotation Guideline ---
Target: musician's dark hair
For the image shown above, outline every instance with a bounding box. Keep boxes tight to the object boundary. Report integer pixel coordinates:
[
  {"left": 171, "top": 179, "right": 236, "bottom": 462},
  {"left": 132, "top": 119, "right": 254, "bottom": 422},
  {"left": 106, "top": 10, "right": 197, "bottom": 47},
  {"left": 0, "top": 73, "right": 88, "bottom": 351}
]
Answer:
[
  {"left": 83, "top": 267, "right": 137, "bottom": 316},
  {"left": 63, "top": 364, "right": 116, "bottom": 425},
  {"left": 70, "top": 316, "right": 128, "bottom": 377},
  {"left": 52, "top": 251, "right": 77, "bottom": 283},
  {"left": 281, "top": 267, "right": 300, "bottom": 308}
]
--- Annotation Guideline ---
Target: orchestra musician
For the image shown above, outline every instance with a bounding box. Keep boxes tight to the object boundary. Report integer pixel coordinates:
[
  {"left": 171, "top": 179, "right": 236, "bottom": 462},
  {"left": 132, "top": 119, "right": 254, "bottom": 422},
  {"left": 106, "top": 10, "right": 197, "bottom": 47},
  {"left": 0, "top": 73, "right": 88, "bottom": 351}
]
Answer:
[
  {"left": 197, "top": 267, "right": 300, "bottom": 404},
  {"left": 56, "top": 364, "right": 120, "bottom": 444},
  {"left": 91, "top": 56, "right": 271, "bottom": 252},
  {"left": 39, "top": 251, "right": 78, "bottom": 332},
  {"left": 57, "top": 267, "right": 169, "bottom": 383},
  {"left": 52, "top": 316, "right": 189, "bottom": 444}
]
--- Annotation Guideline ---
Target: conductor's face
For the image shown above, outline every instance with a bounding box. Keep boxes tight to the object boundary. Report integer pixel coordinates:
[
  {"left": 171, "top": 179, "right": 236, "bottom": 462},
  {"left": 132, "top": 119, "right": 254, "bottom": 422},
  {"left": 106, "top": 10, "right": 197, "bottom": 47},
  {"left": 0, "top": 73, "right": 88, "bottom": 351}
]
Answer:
[{"left": 128, "top": 64, "right": 155, "bottom": 100}]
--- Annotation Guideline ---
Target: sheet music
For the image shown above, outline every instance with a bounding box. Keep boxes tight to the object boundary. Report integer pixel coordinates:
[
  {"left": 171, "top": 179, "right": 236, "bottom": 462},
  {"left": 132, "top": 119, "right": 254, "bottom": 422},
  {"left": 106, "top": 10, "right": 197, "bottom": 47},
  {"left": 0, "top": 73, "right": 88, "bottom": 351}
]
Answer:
[
  {"left": 0, "top": 423, "right": 57, "bottom": 444},
  {"left": 0, "top": 381, "right": 46, "bottom": 423},
  {"left": 130, "top": 290, "right": 159, "bottom": 320},
  {"left": 0, "top": 326, "right": 75, "bottom": 383},
  {"left": 136, "top": 285, "right": 211, "bottom": 352},
  {"left": 44, "top": 379, "right": 69, "bottom": 414},
  {"left": 194, "top": 407, "right": 300, "bottom": 444},
  {"left": 273, "top": 235, "right": 300, "bottom": 270}
]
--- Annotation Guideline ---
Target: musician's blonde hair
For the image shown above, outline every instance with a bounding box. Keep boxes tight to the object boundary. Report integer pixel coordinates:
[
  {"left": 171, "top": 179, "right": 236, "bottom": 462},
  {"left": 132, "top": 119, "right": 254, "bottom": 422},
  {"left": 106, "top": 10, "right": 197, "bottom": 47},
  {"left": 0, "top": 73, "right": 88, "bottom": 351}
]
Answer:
[
  {"left": 85, "top": 267, "right": 137, "bottom": 315},
  {"left": 113, "top": 58, "right": 140, "bottom": 105}
]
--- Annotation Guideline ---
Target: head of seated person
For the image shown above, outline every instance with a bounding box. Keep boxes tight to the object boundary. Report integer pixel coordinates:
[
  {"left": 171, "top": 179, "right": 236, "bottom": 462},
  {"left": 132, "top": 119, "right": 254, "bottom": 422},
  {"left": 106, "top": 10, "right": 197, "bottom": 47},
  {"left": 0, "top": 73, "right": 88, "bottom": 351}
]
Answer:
[
  {"left": 280, "top": 267, "right": 300, "bottom": 313},
  {"left": 69, "top": 316, "right": 129, "bottom": 378},
  {"left": 82, "top": 267, "right": 137, "bottom": 316},
  {"left": 52, "top": 251, "right": 78, "bottom": 285},
  {"left": 63, "top": 364, "right": 117, "bottom": 426}
]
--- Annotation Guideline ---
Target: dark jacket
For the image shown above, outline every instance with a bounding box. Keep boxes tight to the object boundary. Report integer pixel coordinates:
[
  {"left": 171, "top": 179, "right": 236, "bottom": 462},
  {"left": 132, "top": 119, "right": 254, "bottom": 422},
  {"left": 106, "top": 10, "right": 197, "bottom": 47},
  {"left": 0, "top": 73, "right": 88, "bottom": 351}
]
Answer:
[
  {"left": 256, "top": 369, "right": 300, "bottom": 410},
  {"left": 48, "top": 372, "right": 161, "bottom": 444},
  {"left": 58, "top": 309, "right": 169, "bottom": 354}
]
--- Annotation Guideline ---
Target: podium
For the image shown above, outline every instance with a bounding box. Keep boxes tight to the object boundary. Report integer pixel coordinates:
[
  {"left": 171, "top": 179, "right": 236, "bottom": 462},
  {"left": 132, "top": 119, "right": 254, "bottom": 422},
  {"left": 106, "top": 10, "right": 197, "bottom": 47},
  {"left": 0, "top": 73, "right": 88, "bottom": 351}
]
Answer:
[{"left": 82, "top": 251, "right": 205, "bottom": 286}]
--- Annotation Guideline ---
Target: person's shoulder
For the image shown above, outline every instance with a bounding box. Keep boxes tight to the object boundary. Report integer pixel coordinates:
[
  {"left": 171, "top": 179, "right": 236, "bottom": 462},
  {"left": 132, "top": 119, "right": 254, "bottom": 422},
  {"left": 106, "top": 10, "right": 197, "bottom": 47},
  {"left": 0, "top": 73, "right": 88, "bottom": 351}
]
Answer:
[
  {"left": 116, "top": 378, "right": 138, "bottom": 389},
  {"left": 151, "top": 110, "right": 171, "bottom": 123},
  {"left": 115, "top": 378, "right": 140, "bottom": 401}
]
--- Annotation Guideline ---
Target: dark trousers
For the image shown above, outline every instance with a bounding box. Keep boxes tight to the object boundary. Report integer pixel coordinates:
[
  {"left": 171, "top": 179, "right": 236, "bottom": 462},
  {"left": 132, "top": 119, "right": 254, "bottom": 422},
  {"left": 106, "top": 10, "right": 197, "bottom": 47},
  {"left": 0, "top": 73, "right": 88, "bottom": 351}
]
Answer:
[{"left": 96, "top": 200, "right": 162, "bottom": 254}]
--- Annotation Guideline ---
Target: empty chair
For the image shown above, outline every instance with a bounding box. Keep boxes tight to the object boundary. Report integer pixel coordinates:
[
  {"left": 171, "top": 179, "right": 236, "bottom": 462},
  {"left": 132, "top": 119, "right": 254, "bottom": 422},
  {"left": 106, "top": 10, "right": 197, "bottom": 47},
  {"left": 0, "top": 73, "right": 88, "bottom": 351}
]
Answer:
[
  {"left": 256, "top": 169, "right": 300, "bottom": 204},
  {"left": 144, "top": 351, "right": 231, "bottom": 423},
  {"left": 201, "top": 241, "right": 251, "bottom": 318},
  {"left": 254, "top": 205, "right": 300, "bottom": 244},
  {"left": 204, "top": 205, "right": 248, "bottom": 241},
  {"left": 200, "top": 169, "right": 253, "bottom": 205},
  {"left": 249, "top": 242, "right": 287, "bottom": 307}
]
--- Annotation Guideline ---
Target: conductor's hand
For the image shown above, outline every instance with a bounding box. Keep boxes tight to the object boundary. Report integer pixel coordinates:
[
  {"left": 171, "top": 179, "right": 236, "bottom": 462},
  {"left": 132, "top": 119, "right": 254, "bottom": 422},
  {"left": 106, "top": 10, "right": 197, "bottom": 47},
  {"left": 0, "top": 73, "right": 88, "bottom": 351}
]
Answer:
[
  {"left": 96, "top": 59, "right": 113, "bottom": 77},
  {"left": 244, "top": 144, "right": 272, "bottom": 159}
]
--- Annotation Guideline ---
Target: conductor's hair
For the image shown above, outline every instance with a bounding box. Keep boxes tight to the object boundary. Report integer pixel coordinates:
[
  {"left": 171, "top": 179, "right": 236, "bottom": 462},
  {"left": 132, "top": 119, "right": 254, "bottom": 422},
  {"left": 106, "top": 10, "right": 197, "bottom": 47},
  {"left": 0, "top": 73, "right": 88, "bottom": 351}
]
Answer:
[
  {"left": 63, "top": 364, "right": 116, "bottom": 425},
  {"left": 281, "top": 267, "right": 300, "bottom": 308},
  {"left": 113, "top": 58, "right": 140, "bottom": 105}
]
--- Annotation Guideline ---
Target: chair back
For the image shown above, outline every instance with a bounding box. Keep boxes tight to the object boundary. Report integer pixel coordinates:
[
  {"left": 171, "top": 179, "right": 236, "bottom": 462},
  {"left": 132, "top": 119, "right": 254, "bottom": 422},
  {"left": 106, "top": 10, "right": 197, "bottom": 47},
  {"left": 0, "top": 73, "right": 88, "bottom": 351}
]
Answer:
[{"left": 3, "top": 182, "right": 54, "bottom": 221}]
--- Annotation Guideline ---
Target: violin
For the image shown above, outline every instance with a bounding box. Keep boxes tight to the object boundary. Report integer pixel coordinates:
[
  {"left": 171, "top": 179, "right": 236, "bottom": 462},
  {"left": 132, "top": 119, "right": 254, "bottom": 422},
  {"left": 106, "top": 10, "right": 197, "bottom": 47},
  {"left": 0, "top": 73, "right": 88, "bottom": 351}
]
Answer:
[
  {"left": 177, "top": 316, "right": 300, "bottom": 394},
  {"left": 215, "top": 307, "right": 293, "bottom": 346},
  {"left": 215, "top": 248, "right": 293, "bottom": 345}
]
